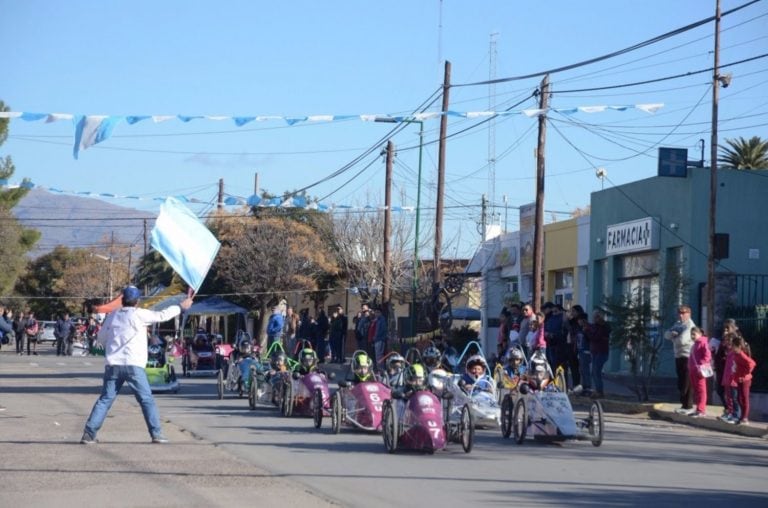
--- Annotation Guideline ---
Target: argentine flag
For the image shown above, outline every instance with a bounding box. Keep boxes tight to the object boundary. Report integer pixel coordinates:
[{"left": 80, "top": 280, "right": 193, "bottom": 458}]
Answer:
[{"left": 150, "top": 197, "right": 220, "bottom": 294}]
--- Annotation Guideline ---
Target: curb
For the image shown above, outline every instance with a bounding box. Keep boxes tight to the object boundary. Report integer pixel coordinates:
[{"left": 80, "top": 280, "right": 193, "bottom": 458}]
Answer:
[{"left": 649, "top": 403, "right": 768, "bottom": 439}]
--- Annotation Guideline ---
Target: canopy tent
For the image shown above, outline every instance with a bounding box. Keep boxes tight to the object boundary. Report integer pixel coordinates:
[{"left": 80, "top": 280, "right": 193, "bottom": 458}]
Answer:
[
  {"left": 442, "top": 307, "right": 482, "bottom": 321},
  {"left": 150, "top": 295, "right": 248, "bottom": 341}
]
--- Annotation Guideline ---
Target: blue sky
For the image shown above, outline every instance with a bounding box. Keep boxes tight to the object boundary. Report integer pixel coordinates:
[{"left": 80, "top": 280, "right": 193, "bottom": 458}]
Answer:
[{"left": 2, "top": 0, "right": 766, "bottom": 257}]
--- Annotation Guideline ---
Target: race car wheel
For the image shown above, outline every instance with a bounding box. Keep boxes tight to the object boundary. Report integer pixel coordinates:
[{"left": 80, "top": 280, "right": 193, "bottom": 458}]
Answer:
[
  {"left": 281, "top": 380, "right": 293, "bottom": 417},
  {"left": 493, "top": 366, "right": 505, "bottom": 404},
  {"left": 501, "top": 393, "right": 514, "bottom": 439},
  {"left": 382, "top": 400, "right": 398, "bottom": 454},
  {"left": 182, "top": 354, "right": 189, "bottom": 377},
  {"left": 312, "top": 388, "right": 324, "bottom": 429},
  {"left": 216, "top": 369, "right": 224, "bottom": 400},
  {"left": 331, "top": 392, "right": 342, "bottom": 434},
  {"left": 589, "top": 400, "right": 604, "bottom": 447},
  {"left": 248, "top": 374, "right": 257, "bottom": 410},
  {"left": 237, "top": 378, "right": 244, "bottom": 399},
  {"left": 460, "top": 404, "right": 474, "bottom": 453},
  {"left": 441, "top": 397, "right": 452, "bottom": 437},
  {"left": 513, "top": 398, "right": 527, "bottom": 445}
]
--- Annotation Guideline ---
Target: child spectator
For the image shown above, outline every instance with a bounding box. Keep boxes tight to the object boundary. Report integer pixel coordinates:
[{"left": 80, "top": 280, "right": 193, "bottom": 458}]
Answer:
[
  {"left": 730, "top": 335, "right": 756, "bottom": 425},
  {"left": 687, "top": 327, "right": 712, "bottom": 417}
]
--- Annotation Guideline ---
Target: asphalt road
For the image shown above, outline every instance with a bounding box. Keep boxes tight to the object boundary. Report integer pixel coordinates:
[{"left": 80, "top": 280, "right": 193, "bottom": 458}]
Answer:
[{"left": 2, "top": 348, "right": 767, "bottom": 507}]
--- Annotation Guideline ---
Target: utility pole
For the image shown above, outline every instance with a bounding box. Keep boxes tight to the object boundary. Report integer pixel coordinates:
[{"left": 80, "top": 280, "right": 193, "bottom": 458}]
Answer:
[
  {"left": 218, "top": 178, "right": 224, "bottom": 210},
  {"left": 480, "top": 194, "right": 488, "bottom": 241},
  {"left": 434, "top": 60, "right": 451, "bottom": 290},
  {"left": 532, "top": 74, "right": 550, "bottom": 309},
  {"left": 383, "top": 141, "right": 394, "bottom": 317},
  {"left": 254, "top": 172, "right": 260, "bottom": 197},
  {"left": 143, "top": 219, "right": 148, "bottom": 257},
  {"left": 707, "top": 0, "right": 721, "bottom": 333},
  {"left": 108, "top": 231, "right": 115, "bottom": 297}
]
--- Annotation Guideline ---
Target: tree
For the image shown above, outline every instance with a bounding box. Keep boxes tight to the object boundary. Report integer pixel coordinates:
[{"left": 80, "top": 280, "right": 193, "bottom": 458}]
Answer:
[
  {"left": 603, "top": 257, "right": 689, "bottom": 401},
  {"left": 211, "top": 212, "right": 339, "bottom": 348},
  {"left": 0, "top": 100, "right": 40, "bottom": 296},
  {"left": 718, "top": 136, "right": 768, "bottom": 170}
]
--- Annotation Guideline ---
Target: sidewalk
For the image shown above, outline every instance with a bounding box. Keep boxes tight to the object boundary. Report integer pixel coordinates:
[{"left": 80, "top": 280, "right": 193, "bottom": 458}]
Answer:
[
  {"left": 586, "top": 373, "right": 768, "bottom": 439},
  {"left": 0, "top": 351, "right": 336, "bottom": 508}
]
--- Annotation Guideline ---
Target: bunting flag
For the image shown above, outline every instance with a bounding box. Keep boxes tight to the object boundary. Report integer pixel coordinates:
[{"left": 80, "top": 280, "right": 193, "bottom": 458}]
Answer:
[
  {"left": 150, "top": 197, "right": 220, "bottom": 294},
  {"left": 0, "top": 103, "right": 664, "bottom": 159}
]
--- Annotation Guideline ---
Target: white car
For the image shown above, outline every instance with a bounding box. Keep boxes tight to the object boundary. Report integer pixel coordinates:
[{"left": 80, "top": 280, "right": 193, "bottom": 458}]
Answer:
[{"left": 37, "top": 321, "right": 57, "bottom": 344}]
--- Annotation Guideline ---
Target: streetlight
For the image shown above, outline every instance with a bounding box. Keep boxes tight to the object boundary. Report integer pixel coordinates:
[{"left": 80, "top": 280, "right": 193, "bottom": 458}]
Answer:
[
  {"left": 90, "top": 253, "right": 113, "bottom": 297},
  {"left": 374, "top": 117, "right": 424, "bottom": 337}
]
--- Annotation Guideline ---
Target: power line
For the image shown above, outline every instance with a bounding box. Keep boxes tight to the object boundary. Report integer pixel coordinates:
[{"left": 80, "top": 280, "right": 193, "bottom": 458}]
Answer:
[{"left": 452, "top": 0, "right": 762, "bottom": 87}]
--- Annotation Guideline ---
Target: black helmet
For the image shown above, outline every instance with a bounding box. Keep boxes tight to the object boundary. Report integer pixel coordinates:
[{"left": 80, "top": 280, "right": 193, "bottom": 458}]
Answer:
[
  {"left": 422, "top": 346, "right": 441, "bottom": 368},
  {"left": 238, "top": 340, "right": 253, "bottom": 355}
]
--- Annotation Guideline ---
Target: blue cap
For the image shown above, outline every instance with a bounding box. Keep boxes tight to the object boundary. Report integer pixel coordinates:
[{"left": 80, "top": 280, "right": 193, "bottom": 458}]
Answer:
[{"left": 122, "top": 286, "right": 141, "bottom": 303}]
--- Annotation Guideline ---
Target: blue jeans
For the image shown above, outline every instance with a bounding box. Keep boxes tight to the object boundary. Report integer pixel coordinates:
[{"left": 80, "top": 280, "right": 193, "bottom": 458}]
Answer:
[
  {"left": 83, "top": 365, "right": 163, "bottom": 440},
  {"left": 578, "top": 351, "right": 592, "bottom": 391},
  {"left": 591, "top": 352, "right": 609, "bottom": 394}
]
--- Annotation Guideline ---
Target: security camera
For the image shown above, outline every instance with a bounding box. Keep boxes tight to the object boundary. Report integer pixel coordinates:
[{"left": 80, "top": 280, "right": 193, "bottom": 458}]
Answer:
[
  {"left": 595, "top": 167, "right": 607, "bottom": 179},
  {"left": 718, "top": 73, "right": 732, "bottom": 88}
]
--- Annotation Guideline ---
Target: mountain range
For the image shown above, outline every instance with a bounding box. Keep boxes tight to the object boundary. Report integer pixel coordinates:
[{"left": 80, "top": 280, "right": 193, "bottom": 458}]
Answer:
[{"left": 13, "top": 188, "right": 155, "bottom": 258}]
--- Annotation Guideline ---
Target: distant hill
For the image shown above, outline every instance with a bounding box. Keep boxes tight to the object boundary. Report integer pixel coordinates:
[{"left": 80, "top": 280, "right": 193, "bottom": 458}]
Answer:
[{"left": 13, "top": 188, "right": 156, "bottom": 258}]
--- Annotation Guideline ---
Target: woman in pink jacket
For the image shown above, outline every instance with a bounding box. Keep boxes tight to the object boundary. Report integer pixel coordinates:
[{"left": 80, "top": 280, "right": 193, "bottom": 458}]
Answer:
[{"left": 687, "top": 327, "right": 712, "bottom": 417}]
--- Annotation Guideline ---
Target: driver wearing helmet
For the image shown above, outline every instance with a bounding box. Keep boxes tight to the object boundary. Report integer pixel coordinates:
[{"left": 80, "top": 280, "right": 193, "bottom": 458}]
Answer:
[
  {"left": 349, "top": 351, "right": 374, "bottom": 383},
  {"left": 422, "top": 345, "right": 444, "bottom": 373},
  {"left": 401, "top": 363, "right": 428, "bottom": 397},
  {"left": 525, "top": 354, "right": 551, "bottom": 391},
  {"left": 386, "top": 353, "right": 407, "bottom": 388},
  {"left": 504, "top": 348, "right": 527, "bottom": 378},
  {"left": 268, "top": 352, "right": 288, "bottom": 378},
  {"left": 460, "top": 355, "right": 492, "bottom": 393},
  {"left": 297, "top": 347, "right": 319, "bottom": 375}
]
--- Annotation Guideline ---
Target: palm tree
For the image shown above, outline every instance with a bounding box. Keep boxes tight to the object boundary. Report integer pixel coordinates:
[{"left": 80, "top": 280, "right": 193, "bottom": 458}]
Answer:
[{"left": 718, "top": 136, "right": 768, "bottom": 170}]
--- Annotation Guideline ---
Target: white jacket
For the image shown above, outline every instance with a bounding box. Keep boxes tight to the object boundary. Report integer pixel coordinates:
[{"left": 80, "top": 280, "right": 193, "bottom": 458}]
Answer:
[{"left": 97, "top": 306, "right": 181, "bottom": 368}]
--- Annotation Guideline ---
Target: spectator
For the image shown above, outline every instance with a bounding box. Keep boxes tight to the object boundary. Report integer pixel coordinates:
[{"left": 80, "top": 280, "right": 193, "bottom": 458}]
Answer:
[
  {"left": 575, "top": 311, "right": 592, "bottom": 396},
  {"left": 372, "top": 308, "right": 388, "bottom": 364},
  {"left": 713, "top": 319, "right": 738, "bottom": 417},
  {"left": 543, "top": 302, "right": 564, "bottom": 372},
  {"left": 329, "top": 306, "right": 346, "bottom": 363},
  {"left": 25, "top": 311, "right": 40, "bottom": 356},
  {"left": 0, "top": 306, "right": 14, "bottom": 351},
  {"left": 85, "top": 316, "right": 100, "bottom": 356},
  {"left": 315, "top": 309, "right": 329, "bottom": 350},
  {"left": 529, "top": 311, "right": 546, "bottom": 353},
  {"left": 518, "top": 304, "right": 534, "bottom": 357},
  {"left": 55, "top": 312, "right": 75, "bottom": 357},
  {"left": 497, "top": 308, "right": 510, "bottom": 358},
  {"left": 687, "top": 326, "right": 712, "bottom": 418},
  {"left": 284, "top": 306, "right": 299, "bottom": 355},
  {"left": 730, "top": 335, "right": 756, "bottom": 426},
  {"left": 354, "top": 304, "right": 371, "bottom": 352},
  {"left": 664, "top": 305, "right": 695, "bottom": 413},
  {"left": 585, "top": 309, "right": 611, "bottom": 399},
  {"left": 13, "top": 309, "right": 28, "bottom": 356},
  {"left": 266, "top": 306, "right": 284, "bottom": 348},
  {"left": 80, "top": 286, "right": 193, "bottom": 444},
  {"left": 561, "top": 305, "right": 584, "bottom": 391}
]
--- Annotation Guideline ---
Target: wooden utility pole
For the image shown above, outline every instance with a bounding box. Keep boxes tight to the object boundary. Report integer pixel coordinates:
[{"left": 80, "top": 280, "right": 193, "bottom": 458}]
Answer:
[
  {"left": 383, "top": 141, "right": 394, "bottom": 315},
  {"left": 706, "top": 0, "right": 721, "bottom": 333},
  {"left": 143, "top": 219, "right": 148, "bottom": 257},
  {"left": 254, "top": 172, "right": 260, "bottom": 197},
  {"left": 217, "top": 178, "right": 224, "bottom": 210},
  {"left": 532, "top": 74, "right": 550, "bottom": 309},
  {"left": 434, "top": 60, "right": 451, "bottom": 288}
]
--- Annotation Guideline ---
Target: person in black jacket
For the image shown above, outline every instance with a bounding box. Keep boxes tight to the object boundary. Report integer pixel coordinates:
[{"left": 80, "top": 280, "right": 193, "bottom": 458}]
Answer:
[{"left": 54, "top": 313, "right": 76, "bottom": 356}]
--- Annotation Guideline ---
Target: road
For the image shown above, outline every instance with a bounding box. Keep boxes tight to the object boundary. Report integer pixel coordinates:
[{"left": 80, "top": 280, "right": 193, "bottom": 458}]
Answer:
[{"left": 1, "top": 350, "right": 767, "bottom": 507}]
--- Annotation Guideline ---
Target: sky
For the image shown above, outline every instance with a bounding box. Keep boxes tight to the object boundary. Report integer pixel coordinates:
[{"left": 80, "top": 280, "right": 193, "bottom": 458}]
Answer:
[{"left": 2, "top": 0, "right": 767, "bottom": 258}]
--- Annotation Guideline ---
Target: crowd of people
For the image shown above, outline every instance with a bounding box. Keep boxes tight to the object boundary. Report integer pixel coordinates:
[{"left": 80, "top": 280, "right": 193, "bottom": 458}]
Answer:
[
  {"left": 665, "top": 305, "right": 757, "bottom": 425},
  {"left": 495, "top": 301, "right": 611, "bottom": 399}
]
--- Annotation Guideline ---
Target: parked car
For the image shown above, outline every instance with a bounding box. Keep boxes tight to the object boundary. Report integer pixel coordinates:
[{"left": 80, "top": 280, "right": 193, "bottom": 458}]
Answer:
[{"left": 37, "top": 321, "right": 57, "bottom": 344}]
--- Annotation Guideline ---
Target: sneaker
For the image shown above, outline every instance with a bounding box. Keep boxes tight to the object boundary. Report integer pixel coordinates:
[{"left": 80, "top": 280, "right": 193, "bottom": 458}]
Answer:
[
  {"left": 80, "top": 433, "right": 98, "bottom": 444},
  {"left": 151, "top": 436, "right": 169, "bottom": 444},
  {"left": 675, "top": 407, "right": 695, "bottom": 415},
  {"left": 737, "top": 419, "right": 750, "bottom": 426},
  {"left": 690, "top": 412, "right": 706, "bottom": 418},
  {"left": 717, "top": 414, "right": 733, "bottom": 423},
  {"left": 572, "top": 384, "right": 583, "bottom": 395}
]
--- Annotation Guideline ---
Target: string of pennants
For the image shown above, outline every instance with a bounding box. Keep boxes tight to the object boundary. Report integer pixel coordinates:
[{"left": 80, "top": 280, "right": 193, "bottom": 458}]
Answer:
[
  {"left": 0, "top": 178, "right": 417, "bottom": 213},
  {"left": 0, "top": 103, "right": 664, "bottom": 159}
]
